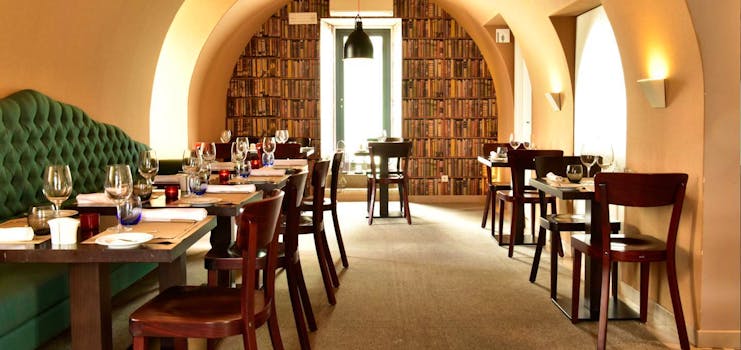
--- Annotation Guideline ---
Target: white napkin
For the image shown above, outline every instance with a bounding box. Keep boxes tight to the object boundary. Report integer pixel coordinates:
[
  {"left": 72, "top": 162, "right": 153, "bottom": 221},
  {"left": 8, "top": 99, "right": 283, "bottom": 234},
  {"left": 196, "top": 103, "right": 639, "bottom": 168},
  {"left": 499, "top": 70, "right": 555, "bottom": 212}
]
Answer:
[
  {"left": 210, "top": 162, "right": 236, "bottom": 171},
  {"left": 141, "top": 208, "right": 208, "bottom": 222},
  {"left": 76, "top": 193, "right": 116, "bottom": 206},
  {"left": 250, "top": 168, "right": 286, "bottom": 176},
  {"left": 0, "top": 227, "right": 35, "bottom": 242},
  {"left": 273, "top": 159, "right": 308, "bottom": 166},
  {"left": 153, "top": 174, "right": 184, "bottom": 184},
  {"left": 206, "top": 184, "right": 256, "bottom": 193},
  {"left": 545, "top": 172, "right": 567, "bottom": 183}
]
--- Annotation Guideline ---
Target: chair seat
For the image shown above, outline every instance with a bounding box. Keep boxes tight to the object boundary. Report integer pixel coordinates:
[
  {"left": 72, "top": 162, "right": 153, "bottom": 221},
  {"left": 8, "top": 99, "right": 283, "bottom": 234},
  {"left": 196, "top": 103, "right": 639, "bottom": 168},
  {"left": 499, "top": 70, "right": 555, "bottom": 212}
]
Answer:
[
  {"left": 571, "top": 233, "right": 668, "bottom": 261},
  {"left": 130, "top": 285, "right": 268, "bottom": 339},
  {"left": 495, "top": 189, "right": 550, "bottom": 202},
  {"left": 300, "top": 197, "right": 331, "bottom": 211}
]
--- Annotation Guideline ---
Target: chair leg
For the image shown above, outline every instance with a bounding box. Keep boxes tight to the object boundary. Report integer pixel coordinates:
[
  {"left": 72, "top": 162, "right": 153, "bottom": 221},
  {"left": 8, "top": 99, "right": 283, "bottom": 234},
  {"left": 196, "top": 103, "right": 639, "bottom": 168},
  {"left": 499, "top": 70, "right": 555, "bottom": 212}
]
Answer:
[
  {"left": 611, "top": 262, "right": 619, "bottom": 299},
  {"left": 571, "top": 250, "right": 582, "bottom": 323},
  {"left": 490, "top": 190, "right": 498, "bottom": 237},
  {"left": 550, "top": 230, "right": 561, "bottom": 300},
  {"left": 529, "top": 225, "right": 547, "bottom": 283},
  {"left": 402, "top": 180, "right": 412, "bottom": 225},
  {"left": 597, "top": 258, "right": 612, "bottom": 350},
  {"left": 497, "top": 198, "right": 505, "bottom": 245},
  {"left": 321, "top": 228, "right": 340, "bottom": 288},
  {"left": 295, "top": 260, "right": 317, "bottom": 331},
  {"left": 367, "top": 181, "right": 376, "bottom": 225},
  {"left": 243, "top": 322, "right": 259, "bottom": 350},
  {"left": 132, "top": 336, "right": 146, "bottom": 350},
  {"left": 312, "top": 230, "right": 336, "bottom": 305},
  {"left": 666, "top": 257, "right": 691, "bottom": 350},
  {"left": 330, "top": 206, "right": 349, "bottom": 268},
  {"left": 267, "top": 302, "right": 285, "bottom": 350},
  {"left": 507, "top": 202, "right": 519, "bottom": 258},
  {"left": 481, "top": 190, "right": 491, "bottom": 228},
  {"left": 286, "top": 263, "right": 312, "bottom": 350},
  {"left": 530, "top": 202, "right": 536, "bottom": 239},
  {"left": 639, "top": 262, "right": 650, "bottom": 323}
]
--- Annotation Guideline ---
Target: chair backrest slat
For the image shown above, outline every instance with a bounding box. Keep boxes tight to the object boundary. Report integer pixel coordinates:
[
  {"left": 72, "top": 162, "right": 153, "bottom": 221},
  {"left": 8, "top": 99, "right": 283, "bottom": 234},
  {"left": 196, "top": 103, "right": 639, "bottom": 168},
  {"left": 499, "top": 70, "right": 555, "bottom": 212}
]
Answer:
[
  {"left": 368, "top": 141, "right": 412, "bottom": 178},
  {"left": 329, "top": 151, "right": 344, "bottom": 202}
]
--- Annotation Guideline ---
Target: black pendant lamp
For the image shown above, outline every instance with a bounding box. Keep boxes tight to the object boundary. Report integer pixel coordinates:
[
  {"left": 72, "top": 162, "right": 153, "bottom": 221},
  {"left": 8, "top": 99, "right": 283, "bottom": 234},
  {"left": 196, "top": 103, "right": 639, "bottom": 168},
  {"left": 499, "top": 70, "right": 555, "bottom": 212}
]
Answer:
[{"left": 343, "top": 1, "right": 373, "bottom": 59}]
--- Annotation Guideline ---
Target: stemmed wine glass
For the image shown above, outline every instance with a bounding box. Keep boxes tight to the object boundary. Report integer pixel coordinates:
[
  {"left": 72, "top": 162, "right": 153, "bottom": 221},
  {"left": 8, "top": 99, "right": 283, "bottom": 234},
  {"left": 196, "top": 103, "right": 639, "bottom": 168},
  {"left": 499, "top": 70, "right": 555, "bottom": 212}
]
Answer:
[
  {"left": 509, "top": 133, "right": 521, "bottom": 149},
  {"left": 275, "top": 129, "right": 289, "bottom": 144},
  {"left": 138, "top": 150, "right": 159, "bottom": 185},
  {"left": 199, "top": 142, "right": 217, "bottom": 167},
  {"left": 42, "top": 164, "right": 73, "bottom": 214},
  {"left": 220, "top": 129, "right": 232, "bottom": 143},
  {"left": 261, "top": 136, "right": 276, "bottom": 166},
  {"left": 104, "top": 164, "right": 133, "bottom": 232},
  {"left": 182, "top": 149, "right": 203, "bottom": 197},
  {"left": 596, "top": 144, "right": 614, "bottom": 172},
  {"left": 579, "top": 144, "right": 597, "bottom": 178}
]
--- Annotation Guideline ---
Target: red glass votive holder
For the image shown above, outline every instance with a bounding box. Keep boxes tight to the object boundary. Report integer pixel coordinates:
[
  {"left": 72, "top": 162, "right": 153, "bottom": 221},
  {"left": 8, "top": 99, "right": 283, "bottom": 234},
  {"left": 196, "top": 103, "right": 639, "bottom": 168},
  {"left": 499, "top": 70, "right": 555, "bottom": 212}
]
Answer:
[
  {"left": 165, "top": 185, "right": 180, "bottom": 200},
  {"left": 219, "top": 169, "right": 231, "bottom": 184},
  {"left": 79, "top": 212, "right": 99, "bottom": 240}
]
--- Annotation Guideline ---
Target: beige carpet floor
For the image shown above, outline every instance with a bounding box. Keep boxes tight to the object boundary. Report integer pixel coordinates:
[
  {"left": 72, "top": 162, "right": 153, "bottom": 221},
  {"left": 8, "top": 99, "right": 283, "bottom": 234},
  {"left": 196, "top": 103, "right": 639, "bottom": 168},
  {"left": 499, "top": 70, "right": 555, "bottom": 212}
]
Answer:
[{"left": 40, "top": 200, "right": 690, "bottom": 349}]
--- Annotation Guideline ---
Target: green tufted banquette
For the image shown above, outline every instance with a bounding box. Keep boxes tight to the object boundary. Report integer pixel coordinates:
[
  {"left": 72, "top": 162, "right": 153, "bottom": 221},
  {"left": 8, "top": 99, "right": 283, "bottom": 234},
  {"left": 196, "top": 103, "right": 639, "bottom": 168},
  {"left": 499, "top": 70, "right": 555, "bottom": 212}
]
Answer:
[{"left": 0, "top": 89, "right": 156, "bottom": 349}]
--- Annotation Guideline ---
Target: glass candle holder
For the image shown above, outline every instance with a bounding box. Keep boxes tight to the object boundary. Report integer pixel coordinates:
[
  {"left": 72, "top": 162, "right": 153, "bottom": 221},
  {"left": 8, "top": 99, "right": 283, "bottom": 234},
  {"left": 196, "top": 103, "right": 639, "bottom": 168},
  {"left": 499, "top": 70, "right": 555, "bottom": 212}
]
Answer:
[
  {"left": 165, "top": 185, "right": 180, "bottom": 201},
  {"left": 219, "top": 169, "right": 231, "bottom": 184}
]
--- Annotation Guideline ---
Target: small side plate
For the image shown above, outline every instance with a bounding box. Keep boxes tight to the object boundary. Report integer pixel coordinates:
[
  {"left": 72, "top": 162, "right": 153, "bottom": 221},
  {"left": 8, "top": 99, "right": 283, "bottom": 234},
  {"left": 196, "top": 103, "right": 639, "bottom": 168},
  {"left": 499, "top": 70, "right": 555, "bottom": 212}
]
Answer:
[{"left": 95, "top": 232, "right": 153, "bottom": 249}]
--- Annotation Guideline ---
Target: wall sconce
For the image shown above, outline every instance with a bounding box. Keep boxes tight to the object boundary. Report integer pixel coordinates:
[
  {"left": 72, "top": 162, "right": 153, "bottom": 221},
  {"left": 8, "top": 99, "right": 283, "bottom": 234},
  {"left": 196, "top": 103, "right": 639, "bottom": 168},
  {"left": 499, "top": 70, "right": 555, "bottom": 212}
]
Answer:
[
  {"left": 637, "top": 78, "right": 666, "bottom": 108},
  {"left": 545, "top": 92, "right": 561, "bottom": 111}
]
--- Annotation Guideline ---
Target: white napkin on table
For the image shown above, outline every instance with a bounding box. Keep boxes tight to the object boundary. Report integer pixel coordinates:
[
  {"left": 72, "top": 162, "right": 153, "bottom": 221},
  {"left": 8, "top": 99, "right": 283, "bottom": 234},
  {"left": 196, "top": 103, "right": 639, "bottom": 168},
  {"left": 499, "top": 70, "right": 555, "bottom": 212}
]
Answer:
[
  {"left": 206, "top": 184, "right": 256, "bottom": 193},
  {"left": 153, "top": 174, "right": 184, "bottom": 184},
  {"left": 250, "top": 168, "right": 286, "bottom": 176},
  {"left": 210, "top": 162, "right": 236, "bottom": 171},
  {"left": 141, "top": 208, "right": 208, "bottom": 222},
  {"left": 0, "top": 227, "right": 35, "bottom": 242},
  {"left": 545, "top": 172, "right": 567, "bottom": 183},
  {"left": 76, "top": 193, "right": 116, "bottom": 206}
]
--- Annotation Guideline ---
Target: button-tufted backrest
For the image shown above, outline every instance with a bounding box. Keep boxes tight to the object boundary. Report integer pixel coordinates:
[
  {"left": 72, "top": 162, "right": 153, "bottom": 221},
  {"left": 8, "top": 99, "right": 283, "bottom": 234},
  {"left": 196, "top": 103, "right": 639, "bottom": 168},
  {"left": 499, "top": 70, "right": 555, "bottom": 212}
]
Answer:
[{"left": 0, "top": 89, "right": 147, "bottom": 221}]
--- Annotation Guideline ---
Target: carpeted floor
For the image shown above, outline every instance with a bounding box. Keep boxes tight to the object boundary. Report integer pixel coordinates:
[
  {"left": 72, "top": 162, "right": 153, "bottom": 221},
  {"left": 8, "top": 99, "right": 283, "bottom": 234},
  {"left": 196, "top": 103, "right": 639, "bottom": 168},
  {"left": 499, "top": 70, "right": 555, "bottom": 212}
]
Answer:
[{"left": 40, "top": 200, "right": 688, "bottom": 349}]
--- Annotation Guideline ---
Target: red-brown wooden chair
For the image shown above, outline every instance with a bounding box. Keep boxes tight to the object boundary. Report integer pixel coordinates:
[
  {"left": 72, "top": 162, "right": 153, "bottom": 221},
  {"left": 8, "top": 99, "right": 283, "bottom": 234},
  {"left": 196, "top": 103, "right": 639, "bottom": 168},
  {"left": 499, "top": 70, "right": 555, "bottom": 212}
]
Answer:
[
  {"left": 129, "top": 190, "right": 285, "bottom": 350},
  {"left": 366, "top": 141, "right": 412, "bottom": 225},
  {"left": 570, "top": 173, "right": 689, "bottom": 350},
  {"left": 495, "top": 149, "right": 561, "bottom": 257},
  {"left": 480, "top": 142, "right": 514, "bottom": 235}
]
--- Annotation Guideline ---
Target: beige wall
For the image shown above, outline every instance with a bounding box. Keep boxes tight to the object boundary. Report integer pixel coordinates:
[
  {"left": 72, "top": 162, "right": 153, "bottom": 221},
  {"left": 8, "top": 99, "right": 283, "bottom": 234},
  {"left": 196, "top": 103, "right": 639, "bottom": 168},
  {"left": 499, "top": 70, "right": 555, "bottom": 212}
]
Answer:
[{"left": 0, "top": 0, "right": 738, "bottom": 346}]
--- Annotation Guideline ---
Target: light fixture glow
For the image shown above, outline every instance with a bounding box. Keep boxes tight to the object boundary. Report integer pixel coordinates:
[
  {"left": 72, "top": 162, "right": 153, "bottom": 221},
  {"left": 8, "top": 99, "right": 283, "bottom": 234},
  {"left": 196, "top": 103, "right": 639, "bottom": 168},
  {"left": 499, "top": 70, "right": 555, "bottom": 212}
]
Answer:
[
  {"left": 343, "top": 0, "right": 373, "bottom": 59},
  {"left": 637, "top": 78, "right": 666, "bottom": 108}
]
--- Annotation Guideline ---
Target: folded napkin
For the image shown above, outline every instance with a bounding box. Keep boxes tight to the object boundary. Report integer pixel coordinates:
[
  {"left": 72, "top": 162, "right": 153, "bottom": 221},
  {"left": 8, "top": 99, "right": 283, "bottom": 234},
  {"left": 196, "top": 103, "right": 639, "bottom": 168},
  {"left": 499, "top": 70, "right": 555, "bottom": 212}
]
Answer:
[
  {"left": 206, "top": 184, "right": 256, "bottom": 193},
  {"left": 141, "top": 208, "right": 208, "bottom": 222},
  {"left": 545, "top": 172, "right": 567, "bottom": 183},
  {"left": 210, "top": 162, "right": 236, "bottom": 171},
  {"left": 153, "top": 174, "right": 184, "bottom": 184},
  {"left": 273, "top": 159, "right": 308, "bottom": 167},
  {"left": 76, "top": 193, "right": 116, "bottom": 206},
  {"left": 250, "top": 168, "right": 286, "bottom": 176},
  {"left": 0, "top": 227, "right": 35, "bottom": 242}
]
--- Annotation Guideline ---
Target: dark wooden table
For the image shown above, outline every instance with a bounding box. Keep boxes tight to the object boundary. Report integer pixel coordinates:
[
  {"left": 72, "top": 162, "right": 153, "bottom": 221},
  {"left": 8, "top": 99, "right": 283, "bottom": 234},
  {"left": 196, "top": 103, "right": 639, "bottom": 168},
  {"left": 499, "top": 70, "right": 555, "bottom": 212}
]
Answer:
[
  {"left": 477, "top": 156, "right": 533, "bottom": 245},
  {"left": 530, "top": 178, "right": 639, "bottom": 321},
  {"left": 0, "top": 216, "right": 217, "bottom": 350}
]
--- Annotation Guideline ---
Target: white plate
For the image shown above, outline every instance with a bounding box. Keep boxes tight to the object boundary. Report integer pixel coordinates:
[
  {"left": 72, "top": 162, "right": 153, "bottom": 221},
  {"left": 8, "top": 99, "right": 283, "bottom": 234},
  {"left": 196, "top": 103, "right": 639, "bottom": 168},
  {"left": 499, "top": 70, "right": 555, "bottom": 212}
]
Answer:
[
  {"left": 179, "top": 197, "right": 221, "bottom": 207},
  {"left": 95, "top": 232, "right": 153, "bottom": 249}
]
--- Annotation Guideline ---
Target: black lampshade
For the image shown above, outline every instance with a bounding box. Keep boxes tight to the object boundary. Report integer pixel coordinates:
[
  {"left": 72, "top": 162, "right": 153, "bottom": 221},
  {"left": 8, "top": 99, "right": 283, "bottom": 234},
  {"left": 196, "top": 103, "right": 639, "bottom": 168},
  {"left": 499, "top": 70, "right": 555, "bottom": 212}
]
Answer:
[{"left": 343, "top": 18, "right": 373, "bottom": 59}]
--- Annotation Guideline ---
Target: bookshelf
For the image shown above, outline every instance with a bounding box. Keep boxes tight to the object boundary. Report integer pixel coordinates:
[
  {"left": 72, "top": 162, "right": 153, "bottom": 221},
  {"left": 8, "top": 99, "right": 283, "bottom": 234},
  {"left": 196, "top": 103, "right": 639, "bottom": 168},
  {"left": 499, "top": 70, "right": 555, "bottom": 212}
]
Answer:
[
  {"left": 396, "top": 0, "right": 498, "bottom": 195},
  {"left": 226, "top": 1, "right": 327, "bottom": 150}
]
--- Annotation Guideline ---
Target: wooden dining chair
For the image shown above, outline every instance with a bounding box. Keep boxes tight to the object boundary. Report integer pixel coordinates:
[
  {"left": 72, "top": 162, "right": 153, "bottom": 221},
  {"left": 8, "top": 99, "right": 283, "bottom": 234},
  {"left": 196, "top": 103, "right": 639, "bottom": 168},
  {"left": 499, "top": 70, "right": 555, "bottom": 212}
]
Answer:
[
  {"left": 299, "top": 160, "right": 339, "bottom": 304},
  {"left": 496, "top": 149, "right": 561, "bottom": 257},
  {"left": 570, "top": 173, "right": 689, "bottom": 350},
  {"left": 529, "top": 156, "right": 621, "bottom": 300},
  {"left": 129, "top": 190, "right": 285, "bottom": 350},
  {"left": 301, "top": 151, "right": 348, "bottom": 268},
  {"left": 480, "top": 142, "right": 513, "bottom": 234},
  {"left": 204, "top": 172, "right": 315, "bottom": 350},
  {"left": 367, "top": 141, "right": 413, "bottom": 225}
]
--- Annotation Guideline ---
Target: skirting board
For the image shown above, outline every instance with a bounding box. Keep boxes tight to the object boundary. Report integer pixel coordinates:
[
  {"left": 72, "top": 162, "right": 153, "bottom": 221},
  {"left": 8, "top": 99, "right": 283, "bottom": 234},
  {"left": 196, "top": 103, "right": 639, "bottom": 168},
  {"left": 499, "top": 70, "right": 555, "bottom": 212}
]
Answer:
[{"left": 620, "top": 282, "right": 741, "bottom": 348}]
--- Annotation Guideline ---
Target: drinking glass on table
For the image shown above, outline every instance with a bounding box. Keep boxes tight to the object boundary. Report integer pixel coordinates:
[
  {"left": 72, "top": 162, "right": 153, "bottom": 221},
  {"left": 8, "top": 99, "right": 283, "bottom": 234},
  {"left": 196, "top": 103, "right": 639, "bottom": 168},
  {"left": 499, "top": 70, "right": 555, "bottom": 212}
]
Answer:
[
  {"left": 508, "top": 133, "right": 521, "bottom": 149},
  {"left": 138, "top": 149, "right": 159, "bottom": 185},
  {"left": 104, "top": 164, "right": 133, "bottom": 232},
  {"left": 199, "top": 142, "right": 217, "bottom": 168},
  {"left": 42, "top": 164, "right": 73, "bottom": 214},
  {"left": 275, "top": 129, "right": 289, "bottom": 144},
  {"left": 596, "top": 144, "right": 614, "bottom": 172},
  {"left": 220, "top": 129, "right": 232, "bottom": 143},
  {"left": 261, "top": 136, "right": 276, "bottom": 166},
  {"left": 118, "top": 195, "right": 142, "bottom": 230},
  {"left": 566, "top": 164, "right": 584, "bottom": 183},
  {"left": 182, "top": 149, "right": 203, "bottom": 197},
  {"left": 579, "top": 144, "right": 597, "bottom": 178}
]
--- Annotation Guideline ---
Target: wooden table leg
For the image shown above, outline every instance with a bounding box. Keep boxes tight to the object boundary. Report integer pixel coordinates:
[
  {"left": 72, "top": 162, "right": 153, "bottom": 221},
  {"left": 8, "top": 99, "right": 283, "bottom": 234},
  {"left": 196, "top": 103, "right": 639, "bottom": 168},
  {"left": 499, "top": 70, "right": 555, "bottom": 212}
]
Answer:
[
  {"left": 69, "top": 263, "right": 112, "bottom": 350},
  {"left": 379, "top": 156, "right": 389, "bottom": 217},
  {"left": 159, "top": 254, "right": 187, "bottom": 290}
]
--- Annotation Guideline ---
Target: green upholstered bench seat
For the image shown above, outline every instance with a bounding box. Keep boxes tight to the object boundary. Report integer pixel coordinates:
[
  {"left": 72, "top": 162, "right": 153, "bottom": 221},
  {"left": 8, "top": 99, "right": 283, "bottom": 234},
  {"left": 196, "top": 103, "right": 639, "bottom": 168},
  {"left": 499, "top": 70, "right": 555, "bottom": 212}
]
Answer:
[
  {"left": 0, "top": 263, "right": 155, "bottom": 350},
  {"left": 0, "top": 89, "right": 159, "bottom": 349}
]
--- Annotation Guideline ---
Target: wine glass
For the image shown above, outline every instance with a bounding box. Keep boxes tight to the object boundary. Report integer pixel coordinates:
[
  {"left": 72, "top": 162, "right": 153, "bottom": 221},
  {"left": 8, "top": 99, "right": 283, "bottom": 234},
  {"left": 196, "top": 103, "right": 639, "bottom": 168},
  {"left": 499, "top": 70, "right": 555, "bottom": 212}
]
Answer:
[
  {"left": 104, "top": 164, "right": 133, "bottom": 232},
  {"left": 275, "top": 129, "right": 289, "bottom": 144},
  {"left": 219, "top": 129, "right": 232, "bottom": 143},
  {"left": 508, "top": 133, "right": 521, "bottom": 149},
  {"left": 199, "top": 142, "right": 217, "bottom": 166},
  {"left": 182, "top": 149, "right": 202, "bottom": 197},
  {"left": 137, "top": 150, "right": 159, "bottom": 185},
  {"left": 118, "top": 195, "right": 142, "bottom": 231},
  {"left": 579, "top": 144, "right": 597, "bottom": 178},
  {"left": 42, "top": 165, "right": 73, "bottom": 213},
  {"left": 596, "top": 144, "right": 614, "bottom": 172},
  {"left": 231, "top": 142, "right": 245, "bottom": 163},
  {"left": 261, "top": 136, "right": 276, "bottom": 166},
  {"left": 566, "top": 164, "right": 584, "bottom": 183}
]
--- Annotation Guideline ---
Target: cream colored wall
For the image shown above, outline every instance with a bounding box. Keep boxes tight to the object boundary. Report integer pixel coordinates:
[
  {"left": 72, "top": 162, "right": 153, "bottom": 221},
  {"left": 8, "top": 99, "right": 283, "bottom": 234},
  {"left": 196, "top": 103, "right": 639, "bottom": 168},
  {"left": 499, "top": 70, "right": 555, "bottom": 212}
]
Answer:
[{"left": 0, "top": 0, "right": 182, "bottom": 144}]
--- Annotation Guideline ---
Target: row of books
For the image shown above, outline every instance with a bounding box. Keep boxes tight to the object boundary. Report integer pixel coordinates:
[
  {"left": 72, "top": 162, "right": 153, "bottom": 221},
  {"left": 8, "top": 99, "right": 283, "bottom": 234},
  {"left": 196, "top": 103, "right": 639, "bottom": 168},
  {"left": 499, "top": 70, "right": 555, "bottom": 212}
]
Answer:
[
  {"left": 408, "top": 158, "right": 486, "bottom": 178},
  {"left": 402, "top": 19, "right": 472, "bottom": 39},
  {"left": 242, "top": 37, "right": 281, "bottom": 57},
  {"left": 228, "top": 116, "right": 319, "bottom": 140},
  {"left": 282, "top": 40, "right": 319, "bottom": 58},
  {"left": 402, "top": 39, "right": 484, "bottom": 59},
  {"left": 227, "top": 98, "right": 280, "bottom": 117},
  {"left": 408, "top": 178, "right": 485, "bottom": 195},
  {"left": 402, "top": 99, "right": 495, "bottom": 118},
  {"left": 233, "top": 58, "right": 280, "bottom": 78},
  {"left": 406, "top": 138, "right": 486, "bottom": 158},
  {"left": 402, "top": 59, "right": 490, "bottom": 79},
  {"left": 394, "top": 0, "right": 451, "bottom": 19},
  {"left": 403, "top": 118, "right": 496, "bottom": 138},
  {"left": 228, "top": 79, "right": 282, "bottom": 98},
  {"left": 402, "top": 79, "right": 494, "bottom": 99},
  {"left": 282, "top": 100, "right": 320, "bottom": 119},
  {"left": 283, "top": 59, "right": 319, "bottom": 78}
]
